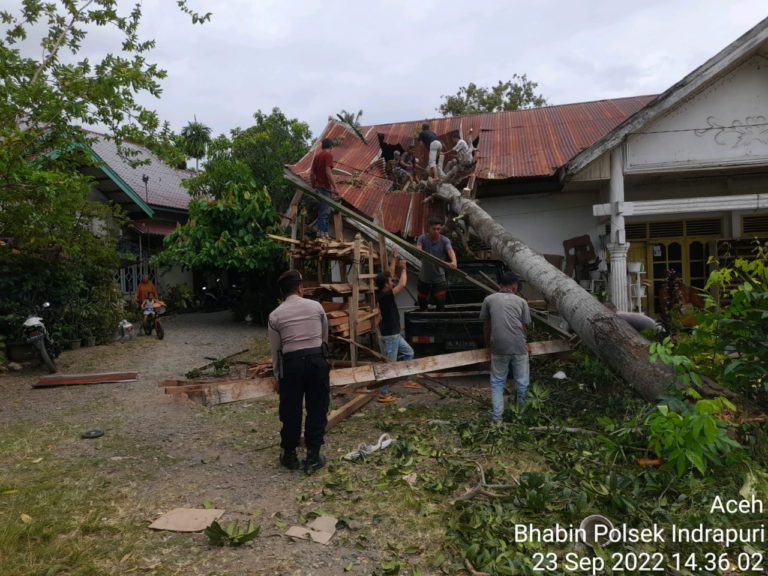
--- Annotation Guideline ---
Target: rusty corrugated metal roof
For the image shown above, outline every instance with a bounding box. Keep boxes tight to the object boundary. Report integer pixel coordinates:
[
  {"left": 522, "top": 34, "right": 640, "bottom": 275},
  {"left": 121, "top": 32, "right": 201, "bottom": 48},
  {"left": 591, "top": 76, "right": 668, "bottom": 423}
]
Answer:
[{"left": 288, "top": 96, "right": 655, "bottom": 236}]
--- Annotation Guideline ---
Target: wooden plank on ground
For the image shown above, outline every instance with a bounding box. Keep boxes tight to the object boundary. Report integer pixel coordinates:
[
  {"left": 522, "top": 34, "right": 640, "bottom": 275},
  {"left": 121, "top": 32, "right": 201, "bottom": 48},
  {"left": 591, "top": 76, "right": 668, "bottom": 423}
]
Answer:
[
  {"left": 167, "top": 340, "right": 572, "bottom": 406},
  {"left": 34, "top": 371, "right": 139, "bottom": 388},
  {"left": 197, "top": 377, "right": 276, "bottom": 405},
  {"left": 326, "top": 394, "right": 374, "bottom": 432}
]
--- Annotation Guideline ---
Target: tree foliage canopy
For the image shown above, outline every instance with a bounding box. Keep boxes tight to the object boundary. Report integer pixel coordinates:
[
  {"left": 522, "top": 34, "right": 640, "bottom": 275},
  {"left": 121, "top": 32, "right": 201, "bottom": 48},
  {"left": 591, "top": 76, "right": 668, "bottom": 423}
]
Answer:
[
  {"left": 438, "top": 75, "right": 547, "bottom": 116},
  {"left": 230, "top": 108, "right": 312, "bottom": 211},
  {"left": 156, "top": 135, "right": 285, "bottom": 273},
  {"left": 0, "top": 1, "right": 208, "bottom": 341},
  {"left": 181, "top": 117, "right": 212, "bottom": 171},
  {"left": 0, "top": 0, "right": 209, "bottom": 254}
]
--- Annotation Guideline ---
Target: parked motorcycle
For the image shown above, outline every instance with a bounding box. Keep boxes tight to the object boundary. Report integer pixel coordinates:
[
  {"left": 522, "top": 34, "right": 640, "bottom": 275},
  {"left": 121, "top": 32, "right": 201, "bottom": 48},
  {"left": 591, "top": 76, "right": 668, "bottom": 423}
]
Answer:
[
  {"left": 143, "top": 300, "right": 166, "bottom": 340},
  {"left": 22, "top": 302, "right": 60, "bottom": 373}
]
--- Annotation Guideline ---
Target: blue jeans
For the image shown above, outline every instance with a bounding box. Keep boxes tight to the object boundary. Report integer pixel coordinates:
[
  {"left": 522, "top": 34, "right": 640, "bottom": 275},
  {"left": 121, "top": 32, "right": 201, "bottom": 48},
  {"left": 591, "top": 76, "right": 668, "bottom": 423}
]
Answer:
[
  {"left": 316, "top": 188, "right": 332, "bottom": 235},
  {"left": 490, "top": 353, "right": 530, "bottom": 421},
  {"left": 380, "top": 334, "right": 414, "bottom": 395}
]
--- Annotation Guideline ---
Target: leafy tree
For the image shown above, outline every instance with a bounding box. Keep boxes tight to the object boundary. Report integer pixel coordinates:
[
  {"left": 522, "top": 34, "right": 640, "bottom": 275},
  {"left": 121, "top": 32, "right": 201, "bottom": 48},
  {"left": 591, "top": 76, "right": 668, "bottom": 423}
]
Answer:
[
  {"left": 0, "top": 1, "right": 209, "bottom": 342},
  {"left": 156, "top": 135, "right": 286, "bottom": 322},
  {"left": 438, "top": 75, "right": 547, "bottom": 116},
  {"left": 331, "top": 108, "right": 366, "bottom": 144},
  {"left": 230, "top": 108, "right": 312, "bottom": 211},
  {"left": 0, "top": 0, "right": 209, "bottom": 254},
  {"left": 330, "top": 109, "right": 363, "bottom": 128},
  {"left": 649, "top": 240, "right": 768, "bottom": 409},
  {"left": 181, "top": 116, "right": 212, "bottom": 171},
  {"left": 158, "top": 133, "right": 285, "bottom": 271}
]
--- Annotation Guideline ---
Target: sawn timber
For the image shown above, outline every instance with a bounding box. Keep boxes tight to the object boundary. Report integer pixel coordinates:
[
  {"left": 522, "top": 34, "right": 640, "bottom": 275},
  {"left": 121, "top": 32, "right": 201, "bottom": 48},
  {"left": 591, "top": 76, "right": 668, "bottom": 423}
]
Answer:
[{"left": 162, "top": 340, "right": 572, "bottom": 406}]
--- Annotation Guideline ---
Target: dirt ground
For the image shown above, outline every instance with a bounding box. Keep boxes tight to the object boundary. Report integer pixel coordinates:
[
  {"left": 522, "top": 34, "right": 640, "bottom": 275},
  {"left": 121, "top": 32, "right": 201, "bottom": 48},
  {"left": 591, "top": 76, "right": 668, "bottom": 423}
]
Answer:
[
  {"left": 1, "top": 311, "right": 465, "bottom": 575},
  {"left": 0, "top": 312, "right": 432, "bottom": 576}
]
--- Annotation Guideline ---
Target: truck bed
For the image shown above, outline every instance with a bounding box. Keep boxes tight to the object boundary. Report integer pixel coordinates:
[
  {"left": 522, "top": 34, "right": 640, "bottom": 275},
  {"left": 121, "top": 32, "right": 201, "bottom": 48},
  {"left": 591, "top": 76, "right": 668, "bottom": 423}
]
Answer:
[{"left": 404, "top": 305, "right": 485, "bottom": 356}]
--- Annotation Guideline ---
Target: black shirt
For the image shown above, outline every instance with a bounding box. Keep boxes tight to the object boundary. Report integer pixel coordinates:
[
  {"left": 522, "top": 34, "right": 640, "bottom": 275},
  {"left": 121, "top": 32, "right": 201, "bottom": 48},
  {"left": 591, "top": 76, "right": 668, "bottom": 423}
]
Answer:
[
  {"left": 378, "top": 290, "right": 400, "bottom": 336},
  {"left": 418, "top": 129, "right": 438, "bottom": 147}
]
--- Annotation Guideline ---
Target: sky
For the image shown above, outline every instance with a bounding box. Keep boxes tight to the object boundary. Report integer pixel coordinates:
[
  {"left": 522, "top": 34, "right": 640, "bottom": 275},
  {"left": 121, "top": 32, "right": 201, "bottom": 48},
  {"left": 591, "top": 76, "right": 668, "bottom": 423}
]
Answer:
[{"left": 6, "top": 0, "right": 768, "bottom": 140}]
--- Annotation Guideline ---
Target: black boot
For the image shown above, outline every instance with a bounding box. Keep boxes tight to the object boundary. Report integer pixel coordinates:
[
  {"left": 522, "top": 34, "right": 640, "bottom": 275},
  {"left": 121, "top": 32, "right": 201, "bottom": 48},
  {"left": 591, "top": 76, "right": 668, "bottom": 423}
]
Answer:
[
  {"left": 304, "top": 449, "right": 326, "bottom": 472},
  {"left": 280, "top": 449, "right": 300, "bottom": 470}
]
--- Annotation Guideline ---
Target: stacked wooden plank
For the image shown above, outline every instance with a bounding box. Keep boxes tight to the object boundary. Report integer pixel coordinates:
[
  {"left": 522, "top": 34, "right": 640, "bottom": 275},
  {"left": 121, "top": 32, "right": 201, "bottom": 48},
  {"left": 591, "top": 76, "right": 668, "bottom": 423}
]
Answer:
[
  {"left": 327, "top": 307, "right": 380, "bottom": 338},
  {"left": 278, "top": 236, "right": 379, "bottom": 262}
]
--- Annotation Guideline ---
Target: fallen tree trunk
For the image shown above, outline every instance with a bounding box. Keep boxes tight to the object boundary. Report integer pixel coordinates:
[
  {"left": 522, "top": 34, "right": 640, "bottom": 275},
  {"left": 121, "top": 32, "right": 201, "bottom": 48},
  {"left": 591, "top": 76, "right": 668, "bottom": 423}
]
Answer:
[
  {"left": 283, "top": 167, "right": 673, "bottom": 401},
  {"left": 431, "top": 181, "right": 672, "bottom": 400}
]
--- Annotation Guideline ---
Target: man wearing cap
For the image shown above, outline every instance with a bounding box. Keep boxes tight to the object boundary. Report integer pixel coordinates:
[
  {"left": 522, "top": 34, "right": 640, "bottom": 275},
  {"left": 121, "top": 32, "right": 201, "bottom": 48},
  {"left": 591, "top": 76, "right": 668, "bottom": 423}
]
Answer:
[
  {"left": 268, "top": 270, "right": 330, "bottom": 471},
  {"left": 310, "top": 138, "right": 337, "bottom": 239},
  {"left": 479, "top": 273, "right": 532, "bottom": 421}
]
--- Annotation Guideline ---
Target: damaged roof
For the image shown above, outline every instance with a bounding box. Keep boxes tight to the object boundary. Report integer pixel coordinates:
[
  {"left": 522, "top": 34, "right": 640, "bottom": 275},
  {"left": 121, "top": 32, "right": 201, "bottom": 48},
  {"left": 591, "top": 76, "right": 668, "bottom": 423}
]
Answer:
[{"left": 288, "top": 96, "right": 654, "bottom": 237}]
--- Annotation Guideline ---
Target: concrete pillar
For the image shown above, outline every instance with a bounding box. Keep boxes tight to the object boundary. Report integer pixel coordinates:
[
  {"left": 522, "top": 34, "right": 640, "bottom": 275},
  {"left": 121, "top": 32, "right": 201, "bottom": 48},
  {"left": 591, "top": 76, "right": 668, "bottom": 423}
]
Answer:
[
  {"left": 609, "top": 147, "right": 630, "bottom": 311},
  {"left": 607, "top": 242, "right": 630, "bottom": 311}
]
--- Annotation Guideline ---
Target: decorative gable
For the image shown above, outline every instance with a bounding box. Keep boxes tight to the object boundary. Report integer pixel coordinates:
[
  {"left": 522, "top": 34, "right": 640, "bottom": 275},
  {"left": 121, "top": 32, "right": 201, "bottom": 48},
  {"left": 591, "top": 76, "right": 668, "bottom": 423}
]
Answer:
[{"left": 625, "top": 54, "right": 768, "bottom": 172}]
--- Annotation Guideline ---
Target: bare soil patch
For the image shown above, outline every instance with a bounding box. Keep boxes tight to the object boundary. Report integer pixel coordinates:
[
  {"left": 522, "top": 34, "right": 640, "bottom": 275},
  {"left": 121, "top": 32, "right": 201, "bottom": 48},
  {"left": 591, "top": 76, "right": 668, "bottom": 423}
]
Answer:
[{"left": 1, "top": 311, "right": 488, "bottom": 575}]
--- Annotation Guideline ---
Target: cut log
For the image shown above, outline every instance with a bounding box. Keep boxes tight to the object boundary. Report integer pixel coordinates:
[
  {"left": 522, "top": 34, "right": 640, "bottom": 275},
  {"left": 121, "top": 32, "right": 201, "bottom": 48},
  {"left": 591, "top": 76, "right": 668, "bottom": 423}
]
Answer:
[{"left": 283, "top": 168, "right": 673, "bottom": 401}]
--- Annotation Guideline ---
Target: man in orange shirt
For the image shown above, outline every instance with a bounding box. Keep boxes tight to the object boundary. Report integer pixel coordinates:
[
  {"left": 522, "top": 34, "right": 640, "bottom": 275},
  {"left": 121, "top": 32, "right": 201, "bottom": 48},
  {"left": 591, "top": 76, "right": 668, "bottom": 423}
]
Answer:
[
  {"left": 134, "top": 274, "right": 158, "bottom": 308},
  {"left": 310, "top": 138, "right": 337, "bottom": 239}
]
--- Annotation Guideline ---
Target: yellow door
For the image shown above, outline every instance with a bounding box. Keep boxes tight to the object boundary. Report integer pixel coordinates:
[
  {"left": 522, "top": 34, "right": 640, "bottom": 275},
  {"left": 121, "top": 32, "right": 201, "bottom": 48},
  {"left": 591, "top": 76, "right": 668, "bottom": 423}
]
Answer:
[{"left": 646, "top": 238, "right": 710, "bottom": 316}]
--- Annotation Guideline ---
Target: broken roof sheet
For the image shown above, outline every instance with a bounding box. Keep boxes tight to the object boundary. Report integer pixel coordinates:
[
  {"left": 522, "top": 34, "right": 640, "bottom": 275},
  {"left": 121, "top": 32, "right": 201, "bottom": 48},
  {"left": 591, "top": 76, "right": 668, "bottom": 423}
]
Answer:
[{"left": 288, "top": 96, "right": 654, "bottom": 236}]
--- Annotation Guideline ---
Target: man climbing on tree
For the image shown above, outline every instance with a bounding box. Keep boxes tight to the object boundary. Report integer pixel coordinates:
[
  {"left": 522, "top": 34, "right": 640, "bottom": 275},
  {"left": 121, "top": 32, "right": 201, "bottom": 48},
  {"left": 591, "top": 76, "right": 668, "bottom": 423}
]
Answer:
[{"left": 443, "top": 130, "right": 474, "bottom": 182}]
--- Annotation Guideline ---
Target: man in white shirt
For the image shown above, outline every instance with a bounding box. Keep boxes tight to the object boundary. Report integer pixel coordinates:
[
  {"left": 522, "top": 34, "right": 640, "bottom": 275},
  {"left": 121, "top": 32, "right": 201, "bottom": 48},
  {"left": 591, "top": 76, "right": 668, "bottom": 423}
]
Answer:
[{"left": 443, "top": 130, "right": 474, "bottom": 182}]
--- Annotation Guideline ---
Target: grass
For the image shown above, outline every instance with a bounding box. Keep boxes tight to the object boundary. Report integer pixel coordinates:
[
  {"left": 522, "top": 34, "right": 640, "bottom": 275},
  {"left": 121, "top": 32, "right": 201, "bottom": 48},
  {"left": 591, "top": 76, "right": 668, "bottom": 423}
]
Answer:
[
  {"left": 2, "top": 340, "right": 765, "bottom": 576},
  {"left": 0, "top": 421, "right": 160, "bottom": 576}
]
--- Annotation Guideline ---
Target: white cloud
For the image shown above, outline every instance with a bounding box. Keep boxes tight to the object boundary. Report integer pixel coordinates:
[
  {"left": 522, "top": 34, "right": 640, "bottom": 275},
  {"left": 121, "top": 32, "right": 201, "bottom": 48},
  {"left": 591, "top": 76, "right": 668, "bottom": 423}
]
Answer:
[{"left": 2, "top": 0, "right": 766, "bottom": 138}]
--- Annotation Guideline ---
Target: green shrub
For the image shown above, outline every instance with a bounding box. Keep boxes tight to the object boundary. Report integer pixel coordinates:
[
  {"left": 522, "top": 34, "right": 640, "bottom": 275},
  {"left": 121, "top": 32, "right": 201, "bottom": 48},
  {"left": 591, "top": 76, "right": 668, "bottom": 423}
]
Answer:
[
  {"left": 646, "top": 395, "right": 741, "bottom": 476},
  {"left": 165, "top": 283, "right": 195, "bottom": 313}
]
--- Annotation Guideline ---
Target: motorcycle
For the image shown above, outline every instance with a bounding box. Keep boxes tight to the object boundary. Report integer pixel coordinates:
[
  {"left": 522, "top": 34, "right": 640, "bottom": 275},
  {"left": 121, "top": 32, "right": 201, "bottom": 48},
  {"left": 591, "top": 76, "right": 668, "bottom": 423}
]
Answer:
[
  {"left": 22, "top": 302, "right": 60, "bottom": 373},
  {"left": 143, "top": 300, "right": 166, "bottom": 339}
]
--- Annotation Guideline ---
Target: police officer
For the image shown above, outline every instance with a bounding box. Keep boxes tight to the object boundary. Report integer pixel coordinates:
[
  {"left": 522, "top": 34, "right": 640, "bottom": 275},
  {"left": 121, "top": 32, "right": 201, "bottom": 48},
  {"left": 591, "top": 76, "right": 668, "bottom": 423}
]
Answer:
[{"left": 268, "top": 270, "right": 330, "bottom": 471}]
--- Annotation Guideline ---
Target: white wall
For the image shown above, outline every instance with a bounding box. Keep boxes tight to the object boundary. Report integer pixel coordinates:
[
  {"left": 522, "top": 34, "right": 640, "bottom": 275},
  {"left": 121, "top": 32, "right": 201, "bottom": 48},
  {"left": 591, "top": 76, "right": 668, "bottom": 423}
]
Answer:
[
  {"left": 481, "top": 190, "right": 603, "bottom": 257},
  {"left": 157, "top": 265, "right": 193, "bottom": 295},
  {"left": 626, "top": 55, "right": 768, "bottom": 172}
]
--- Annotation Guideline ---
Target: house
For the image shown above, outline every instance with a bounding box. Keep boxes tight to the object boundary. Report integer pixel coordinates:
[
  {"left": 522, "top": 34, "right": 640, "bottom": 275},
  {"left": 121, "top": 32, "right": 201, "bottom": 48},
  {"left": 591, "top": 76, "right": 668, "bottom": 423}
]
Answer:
[
  {"left": 82, "top": 133, "right": 194, "bottom": 298},
  {"left": 288, "top": 16, "right": 768, "bottom": 315}
]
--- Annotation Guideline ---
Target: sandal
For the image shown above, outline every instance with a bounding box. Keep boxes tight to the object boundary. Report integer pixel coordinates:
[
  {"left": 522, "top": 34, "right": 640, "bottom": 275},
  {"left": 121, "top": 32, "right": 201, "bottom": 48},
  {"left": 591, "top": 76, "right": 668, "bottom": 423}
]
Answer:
[
  {"left": 401, "top": 381, "right": 422, "bottom": 389},
  {"left": 377, "top": 393, "right": 397, "bottom": 403}
]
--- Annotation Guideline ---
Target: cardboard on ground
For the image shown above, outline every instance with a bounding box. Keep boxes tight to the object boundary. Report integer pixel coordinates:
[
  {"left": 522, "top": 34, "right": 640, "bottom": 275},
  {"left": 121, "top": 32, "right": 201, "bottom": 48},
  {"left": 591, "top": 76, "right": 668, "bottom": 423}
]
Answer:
[
  {"left": 149, "top": 507, "right": 225, "bottom": 532},
  {"left": 285, "top": 515, "right": 337, "bottom": 545}
]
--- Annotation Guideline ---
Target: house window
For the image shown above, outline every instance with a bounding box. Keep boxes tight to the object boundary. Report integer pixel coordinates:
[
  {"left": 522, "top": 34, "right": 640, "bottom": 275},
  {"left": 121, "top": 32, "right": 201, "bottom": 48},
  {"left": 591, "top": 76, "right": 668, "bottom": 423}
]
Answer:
[{"left": 742, "top": 214, "right": 768, "bottom": 236}]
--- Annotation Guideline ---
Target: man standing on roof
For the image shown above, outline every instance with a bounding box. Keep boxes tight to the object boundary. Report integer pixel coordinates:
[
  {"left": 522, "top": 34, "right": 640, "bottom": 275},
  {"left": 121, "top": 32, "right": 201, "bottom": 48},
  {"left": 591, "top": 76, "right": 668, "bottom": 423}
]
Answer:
[
  {"left": 310, "top": 138, "right": 337, "bottom": 239},
  {"left": 268, "top": 270, "right": 330, "bottom": 472},
  {"left": 415, "top": 217, "right": 457, "bottom": 311},
  {"left": 480, "top": 273, "right": 531, "bottom": 422},
  {"left": 418, "top": 123, "right": 442, "bottom": 179}
]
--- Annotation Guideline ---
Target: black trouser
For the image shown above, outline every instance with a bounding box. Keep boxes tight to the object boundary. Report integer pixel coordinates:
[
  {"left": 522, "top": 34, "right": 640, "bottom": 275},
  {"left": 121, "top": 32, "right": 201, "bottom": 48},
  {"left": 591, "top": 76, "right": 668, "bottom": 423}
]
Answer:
[
  {"left": 279, "top": 348, "right": 330, "bottom": 453},
  {"left": 417, "top": 279, "right": 448, "bottom": 311}
]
